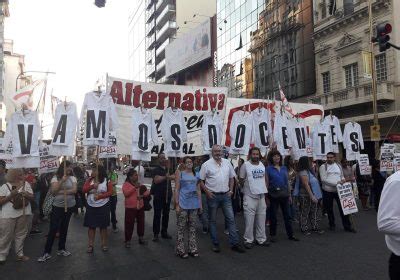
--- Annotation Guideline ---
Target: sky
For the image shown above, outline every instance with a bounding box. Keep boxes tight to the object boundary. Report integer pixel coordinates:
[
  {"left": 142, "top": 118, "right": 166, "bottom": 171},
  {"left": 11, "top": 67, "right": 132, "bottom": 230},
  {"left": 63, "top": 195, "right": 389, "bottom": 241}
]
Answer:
[{"left": 5, "top": 0, "right": 132, "bottom": 113}]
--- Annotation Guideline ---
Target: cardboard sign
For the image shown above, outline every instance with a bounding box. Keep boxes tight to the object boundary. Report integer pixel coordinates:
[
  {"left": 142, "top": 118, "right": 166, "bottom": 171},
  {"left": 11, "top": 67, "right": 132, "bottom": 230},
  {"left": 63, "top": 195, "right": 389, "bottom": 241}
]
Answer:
[
  {"left": 39, "top": 145, "right": 60, "bottom": 174},
  {"left": 393, "top": 153, "right": 400, "bottom": 172},
  {"left": 380, "top": 146, "right": 395, "bottom": 172},
  {"left": 358, "top": 154, "right": 371, "bottom": 175},
  {"left": 337, "top": 183, "right": 358, "bottom": 215},
  {"left": 99, "top": 132, "right": 117, "bottom": 159}
]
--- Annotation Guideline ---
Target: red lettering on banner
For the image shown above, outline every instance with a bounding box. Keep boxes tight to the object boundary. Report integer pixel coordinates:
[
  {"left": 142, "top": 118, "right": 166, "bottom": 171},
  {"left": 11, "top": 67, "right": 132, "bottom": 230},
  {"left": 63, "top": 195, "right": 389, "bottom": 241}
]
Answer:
[
  {"left": 202, "top": 89, "right": 208, "bottom": 111},
  {"left": 157, "top": 92, "right": 168, "bottom": 110},
  {"left": 195, "top": 90, "right": 202, "bottom": 111},
  {"left": 217, "top": 94, "right": 225, "bottom": 110},
  {"left": 168, "top": 93, "right": 181, "bottom": 108},
  {"left": 133, "top": 85, "right": 142, "bottom": 108},
  {"left": 342, "top": 198, "right": 356, "bottom": 209},
  {"left": 181, "top": 93, "right": 194, "bottom": 111},
  {"left": 125, "top": 83, "right": 133, "bottom": 106},
  {"left": 142, "top": 91, "right": 157, "bottom": 108},
  {"left": 208, "top": 94, "right": 218, "bottom": 110},
  {"left": 110, "top": 81, "right": 124, "bottom": 104}
]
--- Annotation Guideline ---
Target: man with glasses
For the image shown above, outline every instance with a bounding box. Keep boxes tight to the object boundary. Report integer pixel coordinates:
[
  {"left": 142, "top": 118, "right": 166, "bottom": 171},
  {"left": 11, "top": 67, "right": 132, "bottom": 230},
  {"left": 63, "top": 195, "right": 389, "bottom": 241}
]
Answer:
[{"left": 319, "top": 152, "right": 355, "bottom": 232}]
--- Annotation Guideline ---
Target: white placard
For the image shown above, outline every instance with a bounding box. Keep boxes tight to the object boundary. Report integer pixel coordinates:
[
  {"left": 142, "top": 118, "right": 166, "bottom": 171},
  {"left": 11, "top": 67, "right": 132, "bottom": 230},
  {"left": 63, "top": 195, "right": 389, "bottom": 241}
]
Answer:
[
  {"left": 358, "top": 154, "right": 371, "bottom": 175},
  {"left": 337, "top": 183, "right": 358, "bottom": 215},
  {"left": 393, "top": 153, "right": 400, "bottom": 172}
]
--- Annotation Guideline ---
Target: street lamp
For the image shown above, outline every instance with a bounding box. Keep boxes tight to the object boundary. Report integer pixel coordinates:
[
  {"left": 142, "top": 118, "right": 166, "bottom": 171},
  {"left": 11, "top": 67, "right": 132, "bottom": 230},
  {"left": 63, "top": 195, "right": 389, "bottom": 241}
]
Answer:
[{"left": 15, "top": 71, "right": 56, "bottom": 91}]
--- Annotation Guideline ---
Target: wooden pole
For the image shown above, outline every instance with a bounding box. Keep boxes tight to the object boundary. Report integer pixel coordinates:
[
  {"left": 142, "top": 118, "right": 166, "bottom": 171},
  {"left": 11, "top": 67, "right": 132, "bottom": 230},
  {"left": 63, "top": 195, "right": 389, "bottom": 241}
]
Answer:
[
  {"left": 64, "top": 157, "right": 67, "bottom": 213},
  {"left": 22, "top": 177, "right": 26, "bottom": 217}
]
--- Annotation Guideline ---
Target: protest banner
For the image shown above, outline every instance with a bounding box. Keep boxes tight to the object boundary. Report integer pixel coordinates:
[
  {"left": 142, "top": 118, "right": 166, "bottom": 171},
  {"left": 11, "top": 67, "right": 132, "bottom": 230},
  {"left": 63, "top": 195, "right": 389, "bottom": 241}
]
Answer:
[
  {"left": 337, "top": 182, "right": 358, "bottom": 215},
  {"left": 99, "top": 132, "right": 117, "bottom": 159},
  {"left": 39, "top": 145, "right": 60, "bottom": 174},
  {"left": 357, "top": 154, "right": 371, "bottom": 175},
  {"left": 380, "top": 146, "right": 395, "bottom": 172},
  {"left": 0, "top": 138, "right": 13, "bottom": 166},
  {"left": 393, "top": 153, "right": 400, "bottom": 172}
]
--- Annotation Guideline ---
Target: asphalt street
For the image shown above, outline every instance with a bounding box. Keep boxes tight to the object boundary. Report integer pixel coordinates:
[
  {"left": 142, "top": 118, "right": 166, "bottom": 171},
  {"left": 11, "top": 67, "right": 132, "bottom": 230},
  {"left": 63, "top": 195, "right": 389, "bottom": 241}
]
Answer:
[{"left": 0, "top": 173, "right": 390, "bottom": 280}]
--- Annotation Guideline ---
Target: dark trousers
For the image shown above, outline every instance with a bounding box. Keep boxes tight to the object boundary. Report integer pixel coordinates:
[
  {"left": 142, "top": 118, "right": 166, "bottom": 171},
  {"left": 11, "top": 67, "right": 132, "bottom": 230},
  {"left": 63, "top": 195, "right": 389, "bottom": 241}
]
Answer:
[
  {"left": 389, "top": 253, "right": 400, "bottom": 280},
  {"left": 153, "top": 196, "right": 171, "bottom": 235},
  {"left": 109, "top": 196, "right": 118, "bottom": 229},
  {"left": 322, "top": 190, "right": 352, "bottom": 230},
  {"left": 73, "top": 190, "right": 86, "bottom": 214},
  {"left": 374, "top": 188, "right": 383, "bottom": 212},
  {"left": 269, "top": 196, "right": 293, "bottom": 238},
  {"left": 125, "top": 208, "right": 145, "bottom": 241},
  {"left": 44, "top": 206, "right": 73, "bottom": 254}
]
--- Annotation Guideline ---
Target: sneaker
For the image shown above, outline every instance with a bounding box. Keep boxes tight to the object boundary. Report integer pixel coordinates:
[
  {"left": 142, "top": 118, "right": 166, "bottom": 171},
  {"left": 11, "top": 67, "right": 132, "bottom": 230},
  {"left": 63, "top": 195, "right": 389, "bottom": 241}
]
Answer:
[
  {"left": 288, "top": 236, "right": 300, "bottom": 241},
  {"left": 303, "top": 231, "right": 312, "bottom": 236},
  {"left": 231, "top": 244, "right": 246, "bottom": 253},
  {"left": 161, "top": 233, "right": 172, "bottom": 239},
  {"left": 313, "top": 229, "right": 325, "bottom": 235},
  {"left": 212, "top": 244, "right": 221, "bottom": 253},
  {"left": 30, "top": 229, "right": 42, "bottom": 235},
  {"left": 37, "top": 253, "right": 51, "bottom": 262},
  {"left": 244, "top": 242, "right": 254, "bottom": 249},
  {"left": 223, "top": 229, "right": 229, "bottom": 235},
  {"left": 256, "top": 240, "right": 271, "bottom": 247},
  {"left": 57, "top": 250, "right": 71, "bottom": 257}
]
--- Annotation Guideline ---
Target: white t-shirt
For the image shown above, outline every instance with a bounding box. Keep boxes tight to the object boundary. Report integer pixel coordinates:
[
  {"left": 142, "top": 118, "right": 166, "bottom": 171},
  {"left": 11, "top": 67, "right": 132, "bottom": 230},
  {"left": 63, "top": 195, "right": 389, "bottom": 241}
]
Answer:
[
  {"left": 239, "top": 161, "right": 267, "bottom": 198},
  {"left": 199, "top": 158, "right": 235, "bottom": 193},
  {"left": 0, "top": 182, "right": 33, "bottom": 218}
]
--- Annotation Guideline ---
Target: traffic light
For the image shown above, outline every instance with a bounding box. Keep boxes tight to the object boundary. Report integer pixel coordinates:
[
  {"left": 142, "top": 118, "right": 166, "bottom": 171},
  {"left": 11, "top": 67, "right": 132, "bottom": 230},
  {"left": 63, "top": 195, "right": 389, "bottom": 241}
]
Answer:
[
  {"left": 372, "top": 23, "right": 392, "bottom": 52},
  {"left": 94, "top": 0, "right": 106, "bottom": 8}
]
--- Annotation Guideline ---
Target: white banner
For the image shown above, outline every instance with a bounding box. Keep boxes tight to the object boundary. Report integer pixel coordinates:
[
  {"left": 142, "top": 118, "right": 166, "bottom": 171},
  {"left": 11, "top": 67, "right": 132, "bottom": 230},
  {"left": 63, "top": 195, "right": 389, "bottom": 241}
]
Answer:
[
  {"left": 39, "top": 145, "right": 59, "bottom": 174},
  {"left": 223, "top": 98, "right": 324, "bottom": 149},
  {"left": 358, "top": 154, "right": 371, "bottom": 175},
  {"left": 337, "top": 183, "right": 358, "bottom": 215},
  {"left": 107, "top": 76, "right": 228, "bottom": 157}
]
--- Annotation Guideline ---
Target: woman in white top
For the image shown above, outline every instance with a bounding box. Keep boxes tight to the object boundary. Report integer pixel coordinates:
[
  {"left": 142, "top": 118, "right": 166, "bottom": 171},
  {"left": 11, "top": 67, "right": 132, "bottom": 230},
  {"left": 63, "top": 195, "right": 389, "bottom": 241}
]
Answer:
[
  {"left": 83, "top": 164, "right": 113, "bottom": 253},
  {"left": 0, "top": 169, "right": 35, "bottom": 264},
  {"left": 38, "top": 161, "right": 77, "bottom": 262}
]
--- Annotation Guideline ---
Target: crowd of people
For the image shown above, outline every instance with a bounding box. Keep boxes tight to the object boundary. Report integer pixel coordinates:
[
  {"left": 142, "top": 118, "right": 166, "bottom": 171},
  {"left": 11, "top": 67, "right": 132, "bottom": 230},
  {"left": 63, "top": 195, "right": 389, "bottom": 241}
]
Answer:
[{"left": 0, "top": 145, "right": 398, "bottom": 278}]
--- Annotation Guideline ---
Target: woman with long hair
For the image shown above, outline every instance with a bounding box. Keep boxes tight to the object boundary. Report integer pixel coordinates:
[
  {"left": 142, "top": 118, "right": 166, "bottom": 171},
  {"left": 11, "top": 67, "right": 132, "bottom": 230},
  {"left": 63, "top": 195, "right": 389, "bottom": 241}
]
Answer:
[
  {"left": 294, "top": 156, "right": 323, "bottom": 235},
  {"left": 266, "top": 150, "right": 299, "bottom": 242},
  {"left": 83, "top": 164, "right": 113, "bottom": 253},
  {"left": 38, "top": 161, "right": 77, "bottom": 262},
  {"left": 122, "top": 169, "right": 150, "bottom": 248},
  {"left": 174, "top": 157, "right": 202, "bottom": 258}
]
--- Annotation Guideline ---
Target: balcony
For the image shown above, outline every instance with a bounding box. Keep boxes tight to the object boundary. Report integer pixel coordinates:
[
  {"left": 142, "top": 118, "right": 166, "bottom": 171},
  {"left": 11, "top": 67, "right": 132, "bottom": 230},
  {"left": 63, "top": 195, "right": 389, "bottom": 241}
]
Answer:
[
  {"left": 146, "top": 0, "right": 155, "bottom": 10},
  {"left": 156, "top": 0, "right": 169, "bottom": 14},
  {"left": 146, "top": 35, "right": 155, "bottom": 50},
  {"left": 145, "top": 6, "right": 155, "bottom": 23},
  {"left": 146, "top": 63, "right": 155, "bottom": 77},
  {"left": 146, "top": 20, "right": 155, "bottom": 37},
  {"left": 156, "top": 38, "right": 171, "bottom": 58},
  {"left": 146, "top": 49, "right": 155, "bottom": 64},
  {"left": 308, "top": 81, "right": 395, "bottom": 110},
  {"left": 157, "top": 58, "right": 166, "bottom": 71},
  {"left": 156, "top": 20, "right": 176, "bottom": 43},
  {"left": 156, "top": 4, "right": 175, "bottom": 29}
]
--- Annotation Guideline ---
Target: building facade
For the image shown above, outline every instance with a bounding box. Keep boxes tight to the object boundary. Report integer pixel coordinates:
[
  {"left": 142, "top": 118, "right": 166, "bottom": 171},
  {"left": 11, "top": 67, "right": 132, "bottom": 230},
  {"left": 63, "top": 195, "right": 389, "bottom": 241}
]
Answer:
[
  {"left": 216, "top": 0, "right": 315, "bottom": 100},
  {"left": 311, "top": 0, "right": 400, "bottom": 149},
  {"left": 0, "top": 1, "right": 9, "bottom": 131},
  {"left": 128, "top": 0, "right": 147, "bottom": 82}
]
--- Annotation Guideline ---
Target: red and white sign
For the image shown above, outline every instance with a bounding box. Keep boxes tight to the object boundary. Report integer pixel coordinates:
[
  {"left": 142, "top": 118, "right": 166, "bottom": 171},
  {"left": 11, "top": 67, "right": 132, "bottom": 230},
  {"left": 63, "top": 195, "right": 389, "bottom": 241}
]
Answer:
[
  {"left": 393, "top": 153, "right": 400, "bottom": 172},
  {"left": 337, "top": 183, "right": 358, "bottom": 215},
  {"left": 358, "top": 154, "right": 371, "bottom": 175},
  {"left": 39, "top": 145, "right": 59, "bottom": 174},
  {"left": 380, "top": 146, "right": 395, "bottom": 172}
]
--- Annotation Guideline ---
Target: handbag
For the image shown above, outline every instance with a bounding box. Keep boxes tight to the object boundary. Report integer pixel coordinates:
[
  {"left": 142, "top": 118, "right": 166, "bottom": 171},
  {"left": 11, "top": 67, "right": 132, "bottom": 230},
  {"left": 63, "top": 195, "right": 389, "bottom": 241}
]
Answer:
[
  {"left": 43, "top": 189, "right": 55, "bottom": 217},
  {"left": 6, "top": 184, "right": 29, "bottom": 210},
  {"left": 140, "top": 185, "right": 152, "bottom": 211}
]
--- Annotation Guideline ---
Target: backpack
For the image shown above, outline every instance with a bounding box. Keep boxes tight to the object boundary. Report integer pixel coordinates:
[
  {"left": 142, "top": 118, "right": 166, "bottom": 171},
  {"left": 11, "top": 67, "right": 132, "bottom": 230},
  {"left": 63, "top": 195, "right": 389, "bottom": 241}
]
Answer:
[{"left": 6, "top": 184, "right": 30, "bottom": 210}]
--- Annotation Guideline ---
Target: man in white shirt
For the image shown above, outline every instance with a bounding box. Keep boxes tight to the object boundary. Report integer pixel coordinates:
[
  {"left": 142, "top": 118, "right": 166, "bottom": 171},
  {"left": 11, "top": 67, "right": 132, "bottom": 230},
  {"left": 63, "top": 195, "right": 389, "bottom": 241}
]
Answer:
[
  {"left": 239, "top": 147, "right": 269, "bottom": 249},
  {"left": 377, "top": 171, "right": 400, "bottom": 279},
  {"left": 319, "top": 152, "right": 355, "bottom": 232},
  {"left": 199, "top": 145, "right": 245, "bottom": 253}
]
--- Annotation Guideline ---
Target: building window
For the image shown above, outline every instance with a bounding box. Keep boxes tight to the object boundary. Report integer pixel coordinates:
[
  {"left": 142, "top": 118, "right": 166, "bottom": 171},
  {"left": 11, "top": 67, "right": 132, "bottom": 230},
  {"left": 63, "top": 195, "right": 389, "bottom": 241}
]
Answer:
[
  {"left": 375, "top": 53, "right": 387, "bottom": 82},
  {"left": 322, "top": 72, "right": 330, "bottom": 94},
  {"left": 344, "top": 63, "right": 358, "bottom": 88}
]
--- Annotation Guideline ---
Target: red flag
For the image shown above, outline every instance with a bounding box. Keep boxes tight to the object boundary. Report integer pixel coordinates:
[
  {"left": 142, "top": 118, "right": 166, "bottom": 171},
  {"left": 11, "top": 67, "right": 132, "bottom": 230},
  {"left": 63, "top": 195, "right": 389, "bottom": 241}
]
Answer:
[
  {"left": 279, "top": 84, "right": 297, "bottom": 116},
  {"left": 12, "top": 79, "right": 45, "bottom": 109}
]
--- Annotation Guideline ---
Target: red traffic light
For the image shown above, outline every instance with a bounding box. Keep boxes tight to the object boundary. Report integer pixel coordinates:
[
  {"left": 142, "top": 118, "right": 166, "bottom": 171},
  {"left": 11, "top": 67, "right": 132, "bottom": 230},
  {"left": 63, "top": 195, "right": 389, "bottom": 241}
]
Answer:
[
  {"left": 384, "top": 23, "right": 392, "bottom": 34},
  {"left": 377, "top": 23, "right": 392, "bottom": 36}
]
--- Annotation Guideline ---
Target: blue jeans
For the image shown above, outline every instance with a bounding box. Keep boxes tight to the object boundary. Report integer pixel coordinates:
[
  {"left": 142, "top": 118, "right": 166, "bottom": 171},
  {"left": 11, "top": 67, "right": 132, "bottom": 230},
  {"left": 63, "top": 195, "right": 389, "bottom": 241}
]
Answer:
[
  {"left": 207, "top": 193, "right": 239, "bottom": 246},
  {"left": 199, "top": 193, "right": 209, "bottom": 229}
]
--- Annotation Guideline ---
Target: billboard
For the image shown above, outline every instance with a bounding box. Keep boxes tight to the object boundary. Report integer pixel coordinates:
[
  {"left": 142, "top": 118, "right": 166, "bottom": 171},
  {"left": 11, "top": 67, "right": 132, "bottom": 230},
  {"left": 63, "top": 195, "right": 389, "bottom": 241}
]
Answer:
[{"left": 165, "top": 18, "right": 211, "bottom": 77}]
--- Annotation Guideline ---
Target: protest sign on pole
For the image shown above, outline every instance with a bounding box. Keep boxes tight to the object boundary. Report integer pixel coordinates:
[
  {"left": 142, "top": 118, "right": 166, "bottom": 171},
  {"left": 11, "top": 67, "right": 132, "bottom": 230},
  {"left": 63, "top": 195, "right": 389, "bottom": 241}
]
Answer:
[
  {"left": 337, "top": 183, "right": 358, "bottom": 215},
  {"left": 39, "top": 144, "right": 60, "bottom": 174},
  {"left": 393, "top": 153, "right": 400, "bottom": 172},
  {"left": 380, "top": 146, "right": 395, "bottom": 172},
  {"left": 98, "top": 132, "right": 117, "bottom": 159},
  {"left": 357, "top": 154, "right": 371, "bottom": 175}
]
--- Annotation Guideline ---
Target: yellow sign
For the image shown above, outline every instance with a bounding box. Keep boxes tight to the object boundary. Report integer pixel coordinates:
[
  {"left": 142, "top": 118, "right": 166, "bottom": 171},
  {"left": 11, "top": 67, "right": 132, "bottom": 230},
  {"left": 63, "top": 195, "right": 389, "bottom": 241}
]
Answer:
[
  {"left": 362, "top": 51, "right": 372, "bottom": 79},
  {"left": 371, "top": 125, "right": 381, "bottom": 141}
]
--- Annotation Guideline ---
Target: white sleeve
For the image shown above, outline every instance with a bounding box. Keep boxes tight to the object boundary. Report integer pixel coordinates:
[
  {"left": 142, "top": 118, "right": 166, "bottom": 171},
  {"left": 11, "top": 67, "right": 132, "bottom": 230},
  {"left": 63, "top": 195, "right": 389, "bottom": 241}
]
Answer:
[
  {"left": 2, "top": 116, "right": 13, "bottom": 149},
  {"left": 201, "top": 115, "right": 208, "bottom": 146},
  {"left": 73, "top": 103, "right": 80, "bottom": 138},
  {"left": 377, "top": 177, "right": 400, "bottom": 235},
  {"left": 108, "top": 96, "right": 119, "bottom": 132},
  {"left": 228, "top": 161, "right": 236, "bottom": 178},
  {"left": 180, "top": 111, "right": 188, "bottom": 142},
  {"left": 335, "top": 118, "right": 343, "bottom": 142},
  {"left": 160, "top": 112, "right": 168, "bottom": 140},
  {"left": 0, "top": 184, "right": 7, "bottom": 196},
  {"left": 151, "top": 115, "right": 159, "bottom": 146},
  {"left": 229, "top": 113, "right": 237, "bottom": 144},
  {"left": 35, "top": 112, "right": 42, "bottom": 142},
  {"left": 199, "top": 164, "right": 207, "bottom": 181},
  {"left": 239, "top": 163, "right": 247, "bottom": 179},
  {"left": 80, "top": 93, "right": 88, "bottom": 125},
  {"left": 342, "top": 125, "right": 349, "bottom": 150},
  {"left": 358, "top": 124, "right": 364, "bottom": 150}
]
